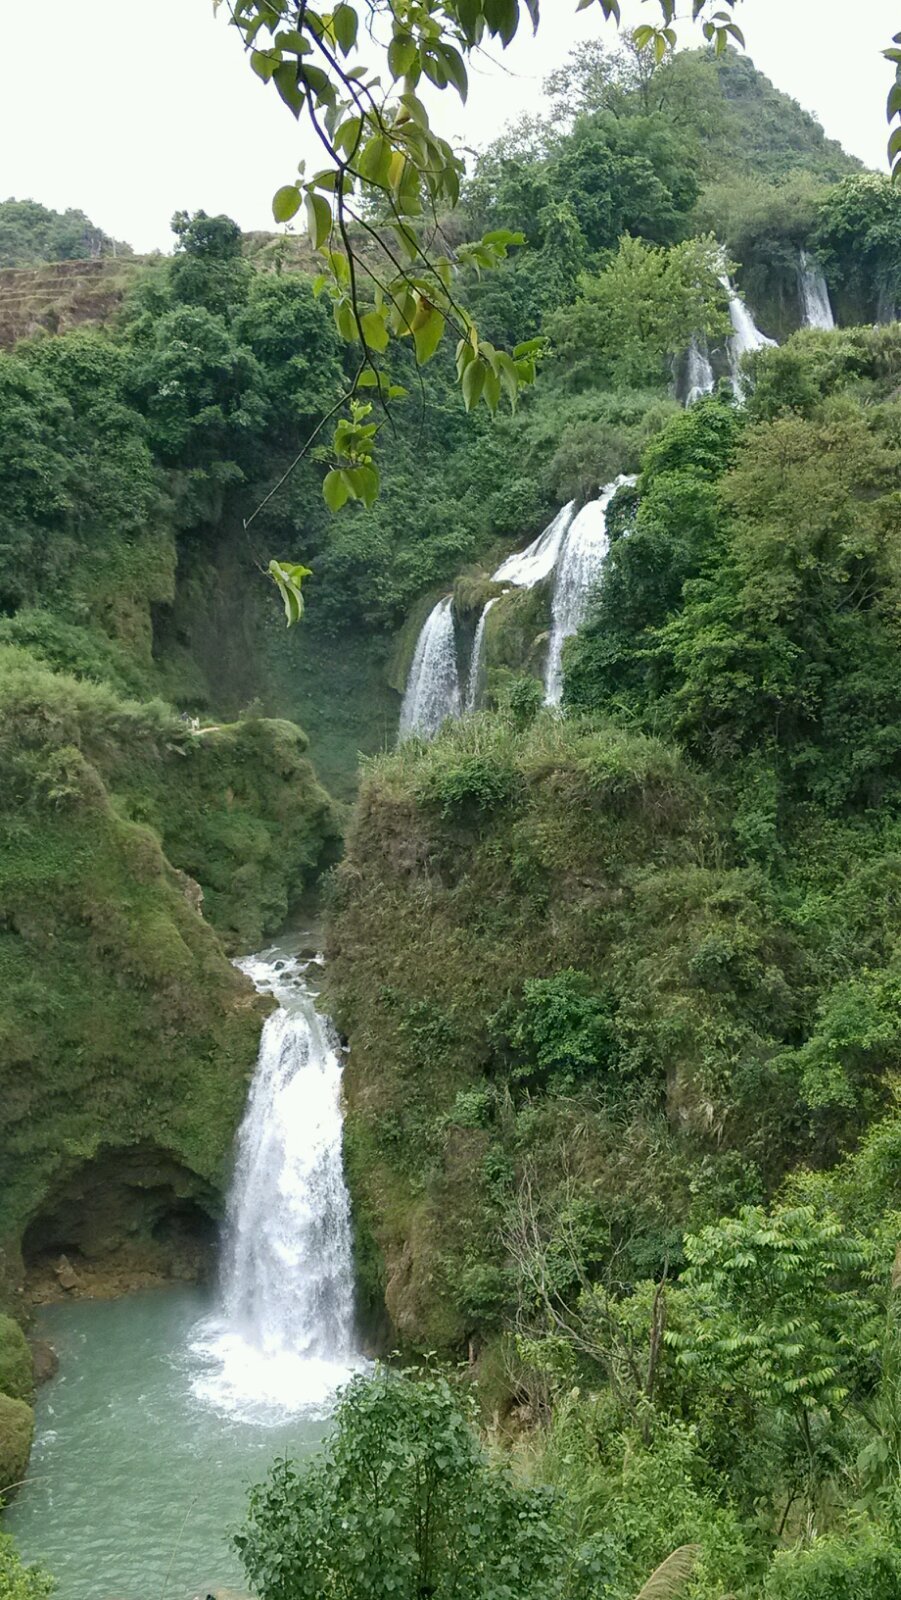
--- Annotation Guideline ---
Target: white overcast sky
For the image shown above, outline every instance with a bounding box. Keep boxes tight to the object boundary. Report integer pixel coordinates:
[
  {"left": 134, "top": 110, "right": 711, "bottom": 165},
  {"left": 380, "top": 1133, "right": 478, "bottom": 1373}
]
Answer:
[{"left": 0, "top": 0, "right": 895, "bottom": 253}]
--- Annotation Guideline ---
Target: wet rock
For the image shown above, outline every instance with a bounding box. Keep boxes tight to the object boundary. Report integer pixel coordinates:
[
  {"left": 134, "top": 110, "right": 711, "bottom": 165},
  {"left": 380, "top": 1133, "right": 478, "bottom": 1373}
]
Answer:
[
  {"left": 30, "top": 1338, "right": 59, "bottom": 1385},
  {"left": 54, "top": 1255, "right": 80, "bottom": 1292}
]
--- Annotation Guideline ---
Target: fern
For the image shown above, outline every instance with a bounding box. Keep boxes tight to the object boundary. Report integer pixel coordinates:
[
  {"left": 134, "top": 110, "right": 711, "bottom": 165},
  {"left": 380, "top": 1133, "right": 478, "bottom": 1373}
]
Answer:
[{"left": 634, "top": 1544, "right": 701, "bottom": 1600}]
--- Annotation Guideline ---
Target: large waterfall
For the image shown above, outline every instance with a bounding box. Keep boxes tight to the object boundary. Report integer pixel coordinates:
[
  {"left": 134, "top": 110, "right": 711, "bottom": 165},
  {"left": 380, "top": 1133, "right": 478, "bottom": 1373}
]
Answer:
[
  {"left": 799, "top": 250, "right": 835, "bottom": 329},
  {"left": 190, "top": 948, "right": 360, "bottom": 1419},
  {"left": 720, "top": 274, "right": 777, "bottom": 391},
  {"left": 545, "top": 475, "right": 635, "bottom": 706},
  {"left": 398, "top": 596, "right": 462, "bottom": 741}
]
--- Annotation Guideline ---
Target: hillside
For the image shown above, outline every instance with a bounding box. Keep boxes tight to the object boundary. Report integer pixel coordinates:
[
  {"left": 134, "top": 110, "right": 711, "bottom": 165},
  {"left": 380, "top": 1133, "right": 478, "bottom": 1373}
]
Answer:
[{"left": 4, "top": 28, "right": 901, "bottom": 1598}]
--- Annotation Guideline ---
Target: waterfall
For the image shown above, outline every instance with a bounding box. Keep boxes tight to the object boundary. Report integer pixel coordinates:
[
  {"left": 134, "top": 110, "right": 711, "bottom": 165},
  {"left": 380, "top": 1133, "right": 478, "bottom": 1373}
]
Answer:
[
  {"left": 492, "top": 501, "right": 575, "bottom": 587},
  {"left": 398, "top": 596, "right": 461, "bottom": 741},
  {"left": 719, "top": 274, "right": 777, "bottom": 392},
  {"left": 877, "top": 283, "right": 898, "bottom": 326},
  {"left": 799, "top": 250, "right": 834, "bottom": 330},
  {"left": 684, "top": 336, "right": 715, "bottom": 405},
  {"left": 545, "top": 475, "right": 636, "bottom": 707},
  {"left": 190, "top": 949, "right": 360, "bottom": 1419},
  {"left": 466, "top": 596, "right": 499, "bottom": 712}
]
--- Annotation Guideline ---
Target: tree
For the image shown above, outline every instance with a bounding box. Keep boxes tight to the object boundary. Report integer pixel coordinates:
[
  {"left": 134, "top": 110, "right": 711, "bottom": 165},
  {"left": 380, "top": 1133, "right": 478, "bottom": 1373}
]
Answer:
[
  {"left": 235, "top": 1369, "right": 566, "bottom": 1600},
  {"left": 547, "top": 235, "right": 729, "bottom": 391},
  {"left": 214, "top": 1, "right": 744, "bottom": 551},
  {"left": 669, "top": 1204, "right": 881, "bottom": 1512}
]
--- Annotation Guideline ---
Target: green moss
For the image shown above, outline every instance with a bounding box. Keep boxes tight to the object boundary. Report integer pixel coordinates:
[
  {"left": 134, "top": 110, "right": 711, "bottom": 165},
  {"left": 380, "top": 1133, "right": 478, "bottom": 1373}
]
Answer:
[
  {"left": 0, "top": 1320, "right": 31, "bottom": 1404},
  {"left": 0, "top": 647, "right": 309, "bottom": 1293},
  {"left": 482, "top": 583, "right": 552, "bottom": 694},
  {"left": 0, "top": 1395, "right": 33, "bottom": 1499},
  {"left": 327, "top": 714, "right": 773, "bottom": 1350}
]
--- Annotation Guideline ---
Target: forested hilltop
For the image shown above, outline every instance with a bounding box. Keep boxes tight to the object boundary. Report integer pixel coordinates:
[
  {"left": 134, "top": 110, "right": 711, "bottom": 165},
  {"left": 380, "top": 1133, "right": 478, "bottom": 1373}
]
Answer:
[{"left": 4, "top": 30, "right": 901, "bottom": 1600}]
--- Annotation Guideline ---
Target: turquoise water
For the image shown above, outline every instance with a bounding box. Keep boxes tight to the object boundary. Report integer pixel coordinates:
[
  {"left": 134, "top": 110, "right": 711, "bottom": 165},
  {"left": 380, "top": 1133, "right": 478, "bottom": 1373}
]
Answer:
[{"left": 4, "top": 1288, "right": 330, "bottom": 1600}]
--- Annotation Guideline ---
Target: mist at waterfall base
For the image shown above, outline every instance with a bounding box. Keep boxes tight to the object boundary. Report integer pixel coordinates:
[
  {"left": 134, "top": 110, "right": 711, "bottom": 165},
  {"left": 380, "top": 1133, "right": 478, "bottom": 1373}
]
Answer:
[{"left": 5, "top": 941, "right": 363, "bottom": 1600}]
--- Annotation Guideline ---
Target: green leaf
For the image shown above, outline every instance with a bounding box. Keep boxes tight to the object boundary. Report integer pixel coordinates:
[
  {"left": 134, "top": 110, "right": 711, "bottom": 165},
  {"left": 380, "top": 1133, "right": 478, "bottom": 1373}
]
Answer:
[
  {"left": 323, "top": 469, "right": 351, "bottom": 512},
  {"left": 483, "top": 364, "right": 501, "bottom": 413},
  {"left": 250, "top": 48, "right": 278, "bottom": 81},
  {"left": 888, "top": 83, "right": 901, "bottom": 118},
  {"left": 388, "top": 33, "right": 418, "bottom": 79},
  {"left": 359, "top": 135, "right": 394, "bottom": 187},
  {"left": 332, "top": 3, "right": 358, "bottom": 54},
  {"left": 361, "top": 309, "right": 390, "bottom": 353},
  {"left": 273, "top": 60, "right": 305, "bottom": 115},
  {"left": 268, "top": 559, "right": 313, "bottom": 625},
  {"left": 412, "top": 303, "right": 445, "bottom": 364},
  {"left": 462, "top": 357, "right": 485, "bottom": 411},
  {"left": 304, "top": 190, "right": 333, "bottom": 249},
  {"left": 272, "top": 184, "right": 302, "bottom": 223}
]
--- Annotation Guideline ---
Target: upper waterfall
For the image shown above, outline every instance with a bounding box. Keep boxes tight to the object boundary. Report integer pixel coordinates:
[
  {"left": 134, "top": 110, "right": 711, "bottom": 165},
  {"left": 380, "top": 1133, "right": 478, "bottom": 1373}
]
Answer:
[
  {"left": 545, "top": 475, "right": 636, "bottom": 707},
  {"left": 492, "top": 502, "right": 575, "bottom": 587},
  {"left": 720, "top": 274, "right": 777, "bottom": 391},
  {"left": 799, "top": 251, "right": 835, "bottom": 329},
  {"left": 398, "top": 596, "right": 462, "bottom": 741},
  {"left": 190, "top": 948, "right": 360, "bottom": 1418}
]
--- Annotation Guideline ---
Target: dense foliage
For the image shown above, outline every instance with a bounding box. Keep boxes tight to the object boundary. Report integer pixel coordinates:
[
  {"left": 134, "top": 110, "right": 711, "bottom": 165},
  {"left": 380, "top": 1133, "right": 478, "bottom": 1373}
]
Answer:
[
  {"left": 4, "top": 25, "right": 901, "bottom": 1600},
  {"left": 327, "top": 315, "right": 901, "bottom": 1592},
  {"left": 0, "top": 199, "right": 129, "bottom": 269}
]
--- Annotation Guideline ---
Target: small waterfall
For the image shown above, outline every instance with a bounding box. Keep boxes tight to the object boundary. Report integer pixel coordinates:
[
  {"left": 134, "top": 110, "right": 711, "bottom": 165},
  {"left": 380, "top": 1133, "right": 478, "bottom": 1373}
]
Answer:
[
  {"left": 465, "top": 596, "right": 499, "bottom": 711},
  {"left": 684, "top": 336, "right": 715, "bottom": 405},
  {"left": 545, "top": 475, "right": 636, "bottom": 707},
  {"left": 492, "top": 501, "right": 576, "bottom": 587},
  {"left": 190, "top": 949, "right": 360, "bottom": 1418},
  {"left": 398, "top": 596, "right": 461, "bottom": 741},
  {"left": 799, "top": 250, "right": 834, "bottom": 329},
  {"left": 719, "top": 274, "right": 777, "bottom": 392},
  {"left": 877, "top": 283, "right": 898, "bottom": 326}
]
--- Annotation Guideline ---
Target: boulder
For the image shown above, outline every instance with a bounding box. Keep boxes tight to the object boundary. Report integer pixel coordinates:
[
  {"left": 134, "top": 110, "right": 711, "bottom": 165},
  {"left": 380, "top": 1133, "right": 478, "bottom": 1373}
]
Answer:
[
  {"left": 0, "top": 1393, "right": 33, "bottom": 1499},
  {"left": 0, "top": 1316, "right": 32, "bottom": 1402}
]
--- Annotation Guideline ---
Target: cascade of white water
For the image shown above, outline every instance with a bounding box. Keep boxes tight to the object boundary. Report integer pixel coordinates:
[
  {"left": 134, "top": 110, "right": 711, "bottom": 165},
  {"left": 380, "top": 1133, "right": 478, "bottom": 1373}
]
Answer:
[
  {"left": 398, "top": 596, "right": 461, "bottom": 741},
  {"left": 799, "top": 251, "right": 835, "bottom": 330},
  {"left": 545, "top": 475, "right": 636, "bottom": 707},
  {"left": 190, "top": 949, "right": 361, "bottom": 1418},
  {"left": 684, "top": 336, "right": 715, "bottom": 405},
  {"left": 492, "top": 501, "right": 576, "bottom": 587},
  {"left": 719, "top": 274, "right": 777, "bottom": 392},
  {"left": 466, "top": 596, "right": 499, "bottom": 712}
]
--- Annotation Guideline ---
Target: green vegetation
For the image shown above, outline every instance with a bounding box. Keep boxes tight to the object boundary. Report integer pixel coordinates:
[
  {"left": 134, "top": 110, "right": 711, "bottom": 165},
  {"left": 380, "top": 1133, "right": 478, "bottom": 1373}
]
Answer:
[
  {"left": 4, "top": 16, "right": 901, "bottom": 1598},
  {"left": 0, "top": 199, "right": 130, "bottom": 269},
  {"left": 327, "top": 318, "right": 901, "bottom": 1591}
]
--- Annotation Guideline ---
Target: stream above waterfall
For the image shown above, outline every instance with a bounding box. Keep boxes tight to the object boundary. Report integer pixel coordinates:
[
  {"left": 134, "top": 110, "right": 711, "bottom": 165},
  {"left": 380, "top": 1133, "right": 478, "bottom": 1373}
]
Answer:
[{"left": 5, "top": 933, "right": 363, "bottom": 1600}]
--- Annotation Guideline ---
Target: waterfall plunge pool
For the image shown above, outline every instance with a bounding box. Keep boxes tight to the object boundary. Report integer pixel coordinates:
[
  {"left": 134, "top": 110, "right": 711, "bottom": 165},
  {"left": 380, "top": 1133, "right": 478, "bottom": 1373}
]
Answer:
[
  {"left": 5, "top": 1287, "right": 330, "bottom": 1599},
  {"left": 5, "top": 938, "right": 366, "bottom": 1599}
]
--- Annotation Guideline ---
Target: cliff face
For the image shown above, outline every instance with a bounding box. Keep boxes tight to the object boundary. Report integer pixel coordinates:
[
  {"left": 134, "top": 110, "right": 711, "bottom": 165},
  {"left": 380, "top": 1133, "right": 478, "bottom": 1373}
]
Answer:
[
  {"left": 326, "top": 715, "right": 778, "bottom": 1352},
  {"left": 0, "top": 647, "right": 341, "bottom": 1308}
]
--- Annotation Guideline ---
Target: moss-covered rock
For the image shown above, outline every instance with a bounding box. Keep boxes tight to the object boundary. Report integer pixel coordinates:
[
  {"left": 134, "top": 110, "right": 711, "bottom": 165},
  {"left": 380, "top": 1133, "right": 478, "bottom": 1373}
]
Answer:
[
  {"left": 327, "top": 713, "right": 802, "bottom": 1353},
  {"left": 0, "top": 1319, "right": 31, "bottom": 1404},
  {"left": 0, "top": 1394, "right": 33, "bottom": 1499},
  {"left": 0, "top": 647, "right": 328, "bottom": 1297}
]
